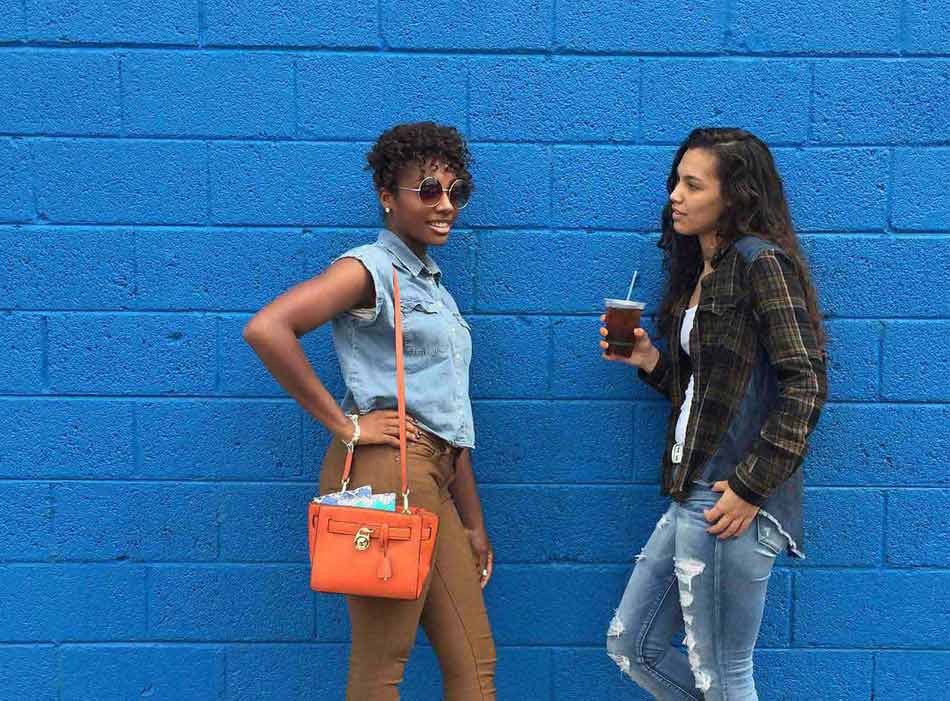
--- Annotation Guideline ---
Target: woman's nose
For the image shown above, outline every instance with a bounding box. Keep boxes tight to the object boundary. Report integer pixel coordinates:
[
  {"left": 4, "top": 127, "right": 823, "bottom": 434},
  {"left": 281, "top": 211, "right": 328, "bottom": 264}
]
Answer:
[{"left": 435, "top": 191, "right": 455, "bottom": 212}]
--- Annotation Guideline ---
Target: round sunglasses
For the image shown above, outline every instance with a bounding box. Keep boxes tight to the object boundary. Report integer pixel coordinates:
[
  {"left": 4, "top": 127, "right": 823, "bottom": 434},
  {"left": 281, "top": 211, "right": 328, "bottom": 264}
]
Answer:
[{"left": 397, "top": 176, "right": 472, "bottom": 210}]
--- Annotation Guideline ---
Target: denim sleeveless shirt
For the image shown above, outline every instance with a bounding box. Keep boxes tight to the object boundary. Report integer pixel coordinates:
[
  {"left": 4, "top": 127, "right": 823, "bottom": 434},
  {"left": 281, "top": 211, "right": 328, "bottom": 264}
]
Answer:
[{"left": 330, "top": 229, "right": 475, "bottom": 448}]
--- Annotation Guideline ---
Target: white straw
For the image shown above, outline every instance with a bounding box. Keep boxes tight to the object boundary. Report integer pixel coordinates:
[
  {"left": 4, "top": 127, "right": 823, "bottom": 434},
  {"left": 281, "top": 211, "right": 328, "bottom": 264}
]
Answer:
[{"left": 625, "top": 271, "right": 639, "bottom": 301}]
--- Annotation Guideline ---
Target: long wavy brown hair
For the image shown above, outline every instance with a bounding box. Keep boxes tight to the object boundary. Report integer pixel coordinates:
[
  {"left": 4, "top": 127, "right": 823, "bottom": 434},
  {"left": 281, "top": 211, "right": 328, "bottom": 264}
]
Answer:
[{"left": 655, "top": 128, "right": 826, "bottom": 353}]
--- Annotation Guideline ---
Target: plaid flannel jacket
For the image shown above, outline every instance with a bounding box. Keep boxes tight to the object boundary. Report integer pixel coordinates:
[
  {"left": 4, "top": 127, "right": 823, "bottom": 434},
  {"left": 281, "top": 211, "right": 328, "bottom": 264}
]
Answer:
[{"left": 638, "top": 236, "right": 828, "bottom": 506}]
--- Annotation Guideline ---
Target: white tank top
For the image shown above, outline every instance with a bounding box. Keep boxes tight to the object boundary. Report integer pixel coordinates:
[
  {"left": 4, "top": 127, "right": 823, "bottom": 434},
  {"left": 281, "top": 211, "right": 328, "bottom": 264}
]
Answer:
[{"left": 674, "top": 306, "right": 697, "bottom": 445}]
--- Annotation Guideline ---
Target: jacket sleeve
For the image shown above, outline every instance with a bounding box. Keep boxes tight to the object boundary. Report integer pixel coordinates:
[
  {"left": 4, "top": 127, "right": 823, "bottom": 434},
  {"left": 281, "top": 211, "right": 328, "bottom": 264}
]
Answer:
[
  {"left": 637, "top": 345, "right": 674, "bottom": 400},
  {"left": 728, "top": 250, "right": 828, "bottom": 506}
]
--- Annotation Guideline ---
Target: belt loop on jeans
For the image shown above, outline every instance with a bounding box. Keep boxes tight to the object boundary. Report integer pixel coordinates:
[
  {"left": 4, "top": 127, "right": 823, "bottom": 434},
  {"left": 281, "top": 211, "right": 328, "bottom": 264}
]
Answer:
[{"left": 671, "top": 443, "right": 684, "bottom": 464}]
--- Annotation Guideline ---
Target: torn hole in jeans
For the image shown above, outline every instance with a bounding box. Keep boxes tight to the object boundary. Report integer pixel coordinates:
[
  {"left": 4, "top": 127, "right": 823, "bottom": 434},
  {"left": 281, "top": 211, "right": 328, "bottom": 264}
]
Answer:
[
  {"left": 674, "top": 558, "right": 713, "bottom": 692},
  {"left": 607, "top": 610, "right": 624, "bottom": 638},
  {"left": 608, "top": 652, "right": 632, "bottom": 677},
  {"left": 673, "top": 557, "right": 705, "bottom": 607}
]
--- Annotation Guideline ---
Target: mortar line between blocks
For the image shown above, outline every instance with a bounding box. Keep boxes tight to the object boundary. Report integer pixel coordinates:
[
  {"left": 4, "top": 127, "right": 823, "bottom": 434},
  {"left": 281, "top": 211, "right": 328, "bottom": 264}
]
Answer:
[
  {"left": 131, "top": 226, "right": 139, "bottom": 305},
  {"left": 47, "top": 482, "right": 55, "bottom": 563},
  {"left": 144, "top": 565, "right": 151, "bottom": 635},
  {"left": 546, "top": 313, "right": 555, "bottom": 397},
  {"left": 871, "top": 651, "right": 878, "bottom": 698},
  {"left": 28, "top": 138, "right": 40, "bottom": 222},
  {"left": 0, "top": 43, "right": 937, "bottom": 57},
  {"left": 3, "top": 395, "right": 950, "bottom": 407},
  {"left": 219, "top": 643, "right": 228, "bottom": 701},
  {"left": 807, "top": 61, "right": 816, "bottom": 144},
  {"left": 40, "top": 314, "right": 49, "bottom": 391},
  {"left": 117, "top": 52, "right": 126, "bottom": 136},
  {"left": 472, "top": 226, "right": 480, "bottom": 312},
  {"left": 886, "top": 147, "right": 896, "bottom": 233},
  {"left": 6, "top": 641, "right": 950, "bottom": 651},
  {"left": 636, "top": 58, "right": 644, "bottom": 143},
  {"left": 6, "top": 480, "right": 950, "bottom": 491},
  {"left": 214, "top": 316, "right": 222, "bottom": 393},
  {"left": 547, "top": 143, "right": 554, "bottom": 227},
  {"left": 789, "top": 570, "right": 797, "bottom": 647},
  {"left": 298, "top": 407, "right": 304, "bottom": 479},
  {"left": 464, "top": 60, "right": 472, "bottom": 137},
  {"left": 898, "top": 0, "right": 908, "bottom": 55},
  {"left": 56, "top": 639, "right": 64, "bottom": 701},
  {"left": 205, "top": 141, "right": 212, "bottom": 224},
  {"left": 292, "top": 59, "right": 300, "bottom": 139},
  {"left": 318, "top": 594, "right": 320, "bottom": 640},
  {"left": 550, "top": 0, "right": 558, "bottom": 50},
  {"left": 377, "top": 0, "right": 386, "bottom": 49},
  {"left": 132, "top": 402, "right": 141, "bottom": 473},
  {"left": 548, "top": 647, "right": 555, "bottom": 701},
  {"left": 881, "top": 490, "right": 889, "bottom": 567},
  {"left": 215, "top": 475, "right": 223, "bottom": 561},
  {"left": 878, "top": 319, "right": 886, "bottom": 401},
  {"left": 8, "top": 133, "right": 950, "bottom": 150},
  {"left": 197, "top": 0, "right": 207, "bottom": 47},
  {"left": 721, "top": 0, "right": 735, "bottom": 53}
]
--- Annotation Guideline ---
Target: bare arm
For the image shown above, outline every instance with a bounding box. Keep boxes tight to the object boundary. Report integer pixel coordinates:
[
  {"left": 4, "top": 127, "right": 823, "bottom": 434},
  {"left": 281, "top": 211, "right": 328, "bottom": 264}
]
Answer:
[
  {"left": 450, "top": 448, "right": 486, "bottom": 531},
  {"left": 450, "top": 448, "right": 494, "bottom": 587},
  {"left": 242, "top": 258, "right": 400, "bottom": 445}
]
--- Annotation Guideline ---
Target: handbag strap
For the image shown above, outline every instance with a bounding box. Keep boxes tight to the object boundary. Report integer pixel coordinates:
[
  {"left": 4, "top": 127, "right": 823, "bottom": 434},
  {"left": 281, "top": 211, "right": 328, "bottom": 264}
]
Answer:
[{"left": 339, "top": 265, "right": 411, "bottom": 513}]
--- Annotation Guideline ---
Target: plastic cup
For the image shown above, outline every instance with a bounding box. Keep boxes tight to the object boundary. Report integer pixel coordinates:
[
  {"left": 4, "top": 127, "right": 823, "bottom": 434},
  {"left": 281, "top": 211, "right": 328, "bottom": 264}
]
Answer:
[{"left": 604, "top": 298, "right": 646, "bottom": 358}]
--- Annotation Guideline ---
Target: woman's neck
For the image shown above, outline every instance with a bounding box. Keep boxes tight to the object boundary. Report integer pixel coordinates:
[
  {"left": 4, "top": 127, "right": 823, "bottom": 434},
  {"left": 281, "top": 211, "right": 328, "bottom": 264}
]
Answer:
[
  {"left": 387, "top": 225, "right": 428, "bottom": 261},
  {"left": 697, "top": 230, "right": 719, "bottom": 265}
]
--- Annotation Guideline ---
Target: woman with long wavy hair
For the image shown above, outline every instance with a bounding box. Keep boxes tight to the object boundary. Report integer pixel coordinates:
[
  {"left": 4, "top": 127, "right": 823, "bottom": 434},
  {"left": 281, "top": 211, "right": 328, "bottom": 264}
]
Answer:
[{"left": 599, "top": 127, "right": 827, "bottom": 700}]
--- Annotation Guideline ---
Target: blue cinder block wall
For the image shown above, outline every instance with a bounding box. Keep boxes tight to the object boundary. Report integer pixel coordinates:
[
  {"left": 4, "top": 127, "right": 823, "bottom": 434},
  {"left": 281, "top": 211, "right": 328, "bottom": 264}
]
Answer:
[{"left": 1, "top": 1, "right": 948, "bottom": 699}]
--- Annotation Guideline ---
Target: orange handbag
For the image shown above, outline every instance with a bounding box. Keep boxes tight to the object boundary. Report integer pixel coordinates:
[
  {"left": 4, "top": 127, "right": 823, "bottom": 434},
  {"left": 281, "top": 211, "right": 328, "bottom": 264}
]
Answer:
[{"left": 307, "top": 265, "right": 439, "bottom": 600}]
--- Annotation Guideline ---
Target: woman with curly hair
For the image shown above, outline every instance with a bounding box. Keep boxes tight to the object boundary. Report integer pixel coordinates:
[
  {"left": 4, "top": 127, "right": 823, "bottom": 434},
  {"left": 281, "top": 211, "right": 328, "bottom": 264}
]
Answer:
[
  {"left": 243, "top": 122, "right": 495, "bottom": 700},
  {"left": 599, "top": 128, "right": 828, "bottom": 700}
]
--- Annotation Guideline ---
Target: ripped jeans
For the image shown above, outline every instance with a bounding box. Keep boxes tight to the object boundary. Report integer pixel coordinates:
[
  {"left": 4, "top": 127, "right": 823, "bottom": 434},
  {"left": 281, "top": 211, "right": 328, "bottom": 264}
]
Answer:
[{"left": 606, "top": 483, "right": 787, "bottom": 700}]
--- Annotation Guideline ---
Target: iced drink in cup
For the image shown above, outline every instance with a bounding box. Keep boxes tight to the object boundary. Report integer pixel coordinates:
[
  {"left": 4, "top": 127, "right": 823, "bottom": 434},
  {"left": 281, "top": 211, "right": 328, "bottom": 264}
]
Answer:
[{"left": 603, "top": 298, "right": 645, "bottom": 358}]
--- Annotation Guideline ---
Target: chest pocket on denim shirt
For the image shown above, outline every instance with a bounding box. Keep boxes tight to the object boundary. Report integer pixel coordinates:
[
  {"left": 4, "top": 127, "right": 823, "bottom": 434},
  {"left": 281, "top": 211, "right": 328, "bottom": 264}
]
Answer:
[
  {"left": 452, "top": 312, "right": 472, "bottom": 359},
  {"left": 399, "top": 297, "right": 452, "bottom": 366}
]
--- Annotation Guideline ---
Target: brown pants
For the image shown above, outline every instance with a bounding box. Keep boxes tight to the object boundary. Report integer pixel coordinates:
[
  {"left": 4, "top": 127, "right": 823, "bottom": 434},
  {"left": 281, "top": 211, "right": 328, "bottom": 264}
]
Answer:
[{"left": 319, "top": 430, "right": 497, "bottom": 701}]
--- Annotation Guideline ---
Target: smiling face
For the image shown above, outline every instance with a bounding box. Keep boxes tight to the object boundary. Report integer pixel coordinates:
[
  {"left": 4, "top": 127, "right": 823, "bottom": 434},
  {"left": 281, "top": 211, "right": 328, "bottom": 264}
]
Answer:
[
  {"left": 380, "top": 160, "right": 462, "bottom": 251},
  {"left": 669, "top": 148, "right": 726, "bottom": 239}
]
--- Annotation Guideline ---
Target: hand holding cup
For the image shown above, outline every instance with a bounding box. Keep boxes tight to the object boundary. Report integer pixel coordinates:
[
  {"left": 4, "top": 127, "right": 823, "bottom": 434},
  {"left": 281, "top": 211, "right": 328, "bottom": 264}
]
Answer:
[{"left": 599, "top": 313, "right": 660, "bottom": 373}]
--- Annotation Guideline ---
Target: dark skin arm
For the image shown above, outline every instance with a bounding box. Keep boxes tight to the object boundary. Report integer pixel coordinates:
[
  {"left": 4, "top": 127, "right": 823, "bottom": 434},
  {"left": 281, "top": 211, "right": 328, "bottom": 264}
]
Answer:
[
  {"left": 242, "top": 257, "right": 416, "bottom": 448},
  {"left": 450, "top": 448, "right": 493, "bottom": 588}
]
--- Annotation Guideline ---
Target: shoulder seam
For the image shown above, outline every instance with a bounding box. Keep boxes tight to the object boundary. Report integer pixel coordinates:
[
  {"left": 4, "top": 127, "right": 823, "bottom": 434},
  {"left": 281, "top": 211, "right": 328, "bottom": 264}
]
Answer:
[{"left": 734, "top": 236, "right": 785, "bottom": 267}]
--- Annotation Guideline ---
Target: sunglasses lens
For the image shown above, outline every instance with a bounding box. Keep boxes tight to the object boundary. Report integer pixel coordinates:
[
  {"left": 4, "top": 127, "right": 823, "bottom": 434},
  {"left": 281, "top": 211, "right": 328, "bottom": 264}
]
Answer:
[
  {"left": 449, "top": 179, "right": 471, "bottom": 209},
  {"left": 417, "top": 177, "right": 443, "bottom": 206}
]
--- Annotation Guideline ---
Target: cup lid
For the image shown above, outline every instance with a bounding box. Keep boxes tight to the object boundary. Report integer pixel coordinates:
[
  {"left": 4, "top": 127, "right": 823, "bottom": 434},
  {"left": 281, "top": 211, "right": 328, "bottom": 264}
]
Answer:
[{"left": 604, "top": 298, "right": 645, "bottom": 309}]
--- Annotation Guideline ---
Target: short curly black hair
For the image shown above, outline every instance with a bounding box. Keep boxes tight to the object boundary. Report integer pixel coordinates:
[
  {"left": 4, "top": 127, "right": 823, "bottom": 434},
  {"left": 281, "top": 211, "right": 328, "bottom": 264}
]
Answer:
[{"left": 365, "top": 122, "right": 473, "bottom": 195}]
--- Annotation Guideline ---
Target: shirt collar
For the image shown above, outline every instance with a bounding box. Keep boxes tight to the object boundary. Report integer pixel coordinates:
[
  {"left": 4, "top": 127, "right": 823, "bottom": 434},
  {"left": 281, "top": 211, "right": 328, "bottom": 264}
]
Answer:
[
  {"left": 710, "top": 238, "right": 735, "bottom": 268},
  {"left": 377, "top": 229, "right": 442, "bottom": 283}
]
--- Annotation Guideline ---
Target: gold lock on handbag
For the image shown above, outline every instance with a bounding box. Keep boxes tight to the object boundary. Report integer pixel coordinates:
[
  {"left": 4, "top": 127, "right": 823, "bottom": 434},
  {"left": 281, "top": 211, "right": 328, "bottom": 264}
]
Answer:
[{"left": 354, "top": 527, "right": 372, "bottom": 551}]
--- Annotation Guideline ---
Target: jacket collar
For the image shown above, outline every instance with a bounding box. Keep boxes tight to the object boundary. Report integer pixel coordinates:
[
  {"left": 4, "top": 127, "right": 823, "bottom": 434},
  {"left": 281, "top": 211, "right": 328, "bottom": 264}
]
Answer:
[
  {"left": 698, "top": 242, "right": 741, "bottom": 310},
  {"left": 377, "top": 229, "right": 442, "bottom": 282}
]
